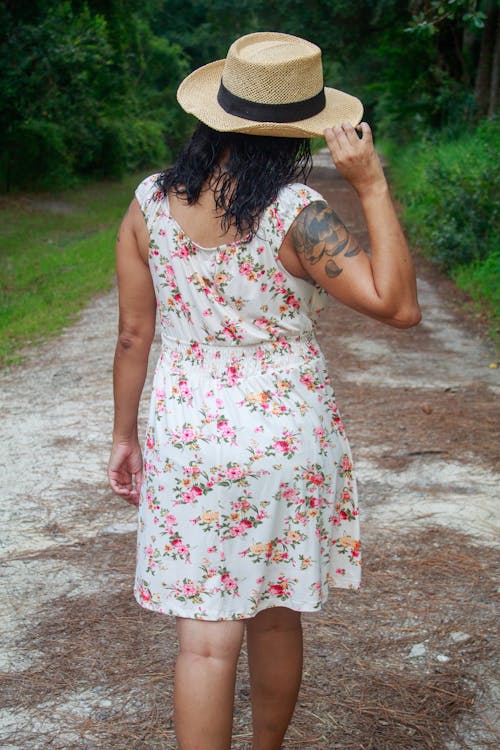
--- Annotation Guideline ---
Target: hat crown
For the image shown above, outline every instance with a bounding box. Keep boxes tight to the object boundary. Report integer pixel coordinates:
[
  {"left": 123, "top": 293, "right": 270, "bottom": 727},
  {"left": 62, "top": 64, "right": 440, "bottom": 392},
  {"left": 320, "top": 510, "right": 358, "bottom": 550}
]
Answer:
[{"left": 222, "top": 32, "right": 324, "bottom": 106}]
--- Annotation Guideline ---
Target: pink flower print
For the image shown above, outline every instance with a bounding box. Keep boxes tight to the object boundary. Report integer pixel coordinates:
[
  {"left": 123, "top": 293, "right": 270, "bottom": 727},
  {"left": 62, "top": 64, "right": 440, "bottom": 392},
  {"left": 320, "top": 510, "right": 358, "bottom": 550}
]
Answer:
[
  {"left": 146, "top": 435, "right": 155, "bottom": 450},
  {"left": 229, "top": 525, "right": 245, "bottom": 537},
  {"left": 181, "top": 486, "right": 203, "bottom": 503},
  {"left": 221, "top": 573, "right": 237, "bottom": 591},
  {"left": 207, "top": 546, "right": 217, "bottom": 554},
  {"left": 300, "top": 373, "right": 314, "bottom": 390},
  {"left": 226, "top": 364, "right": 240, "bottom": 386},
  {"left": 285, "top": 293, "right": 300, "bottom": 310},
  {"left": 145, "top": 546, "right": 153, "bottom": 556},
  {"left": 310, "top": 473, "right": 324, "bottom": 486},
  {"left": 203, "top": 309, "right": 212, "bottom": 317},
  {"left": 181, "top": 428, "right": 196, "bottom": 442},
  {"left": 183, "top": 583, "right": 197, "bottom": 597},
  {"left": 139, "top": 586, "right": 152, "bottom": 602},
  {"left": 341, "top": 455, "right": 352, "bottom": 471},
  {"left": 268, "top": 579, "right": 289, "bottom": 597},
  {"left": 221, "top": 321, "right": 242, "bottom": 341},
  {"left": 274, "top": 440, "right": 288, "bottom": 453},
  {"left": 165, "top": 514, "right": 177, "bottom": 526},
  {"left": 273, "top": 271, "right": 285, "bottom": 287},
  {"left": 173, "top": 244, "right": 190, "bottom": 259},
  {"left": 164, "top": 263, "right": 175, "bottom": 280},
  {"left": 282, "top": 487, "right": 298, "bottom": 501},
  {"left": 178, "top": 380, "right": 193, "bottom": 400},
  {"left": 217, "top": 420, "right": 235, "bottom": 439},
  {"left": 239, "top": 261, "right": 254, "bottom": 279},
  {"left": 314, "top": 426, "right": 326, "bottom": 438},
  {"left": 336, "top": 568, "right": 346, "bottom": 575},
  {"left": 226, "top": 465, "right": 244, "bottom": 480}
]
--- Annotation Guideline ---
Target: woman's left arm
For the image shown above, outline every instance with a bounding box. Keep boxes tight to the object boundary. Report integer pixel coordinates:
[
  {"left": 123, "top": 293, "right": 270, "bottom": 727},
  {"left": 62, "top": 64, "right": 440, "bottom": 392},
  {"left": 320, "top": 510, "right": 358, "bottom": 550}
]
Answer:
[{"left": 108, "top": 199, "right": 156, "bottom": 506}]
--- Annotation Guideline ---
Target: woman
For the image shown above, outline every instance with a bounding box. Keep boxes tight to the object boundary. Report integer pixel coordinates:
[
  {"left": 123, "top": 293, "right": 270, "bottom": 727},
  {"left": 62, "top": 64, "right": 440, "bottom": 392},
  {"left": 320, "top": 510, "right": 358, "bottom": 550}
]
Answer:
[{"left": 108, "top": 32, "right": 420, "bottom": 750}]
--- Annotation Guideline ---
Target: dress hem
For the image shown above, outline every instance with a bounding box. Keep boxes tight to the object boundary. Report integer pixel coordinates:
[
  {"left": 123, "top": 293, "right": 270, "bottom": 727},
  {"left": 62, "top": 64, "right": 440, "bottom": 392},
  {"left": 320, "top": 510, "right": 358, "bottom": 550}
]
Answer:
[{"left": 133, "top": 580, "right": 360, "bottom": 621}]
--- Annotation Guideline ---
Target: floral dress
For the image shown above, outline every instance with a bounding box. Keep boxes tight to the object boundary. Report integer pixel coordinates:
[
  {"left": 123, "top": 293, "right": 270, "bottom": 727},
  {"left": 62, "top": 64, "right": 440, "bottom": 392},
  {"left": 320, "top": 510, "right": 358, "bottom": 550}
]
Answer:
[{"left": 133, "top": 174, "right": 361, "bottom": 621}]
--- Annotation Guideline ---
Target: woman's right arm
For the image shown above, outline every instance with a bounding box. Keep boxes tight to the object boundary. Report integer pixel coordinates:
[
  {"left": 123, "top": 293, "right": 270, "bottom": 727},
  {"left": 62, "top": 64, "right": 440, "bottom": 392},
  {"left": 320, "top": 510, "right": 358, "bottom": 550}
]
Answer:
[
  {"left": 108, "top": 199, "right": 156, "bottom": 506},
  {"left": 291, "top": 121, "right": 421, "bottom": 329}
]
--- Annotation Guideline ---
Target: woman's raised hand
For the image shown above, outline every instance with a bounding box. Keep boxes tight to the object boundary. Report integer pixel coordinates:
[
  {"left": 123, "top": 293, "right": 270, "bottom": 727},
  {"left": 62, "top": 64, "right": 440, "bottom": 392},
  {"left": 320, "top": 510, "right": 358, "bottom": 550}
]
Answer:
[{"left": 324, "top": 122, "right": 386, "bottom": 199}]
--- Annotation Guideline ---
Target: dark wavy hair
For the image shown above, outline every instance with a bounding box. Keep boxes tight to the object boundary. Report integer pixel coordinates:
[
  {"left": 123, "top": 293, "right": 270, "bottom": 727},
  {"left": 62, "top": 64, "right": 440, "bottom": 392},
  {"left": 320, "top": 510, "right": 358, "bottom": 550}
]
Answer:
[{"left": 157, "top": 124, "right": 312, "bottom": 238}]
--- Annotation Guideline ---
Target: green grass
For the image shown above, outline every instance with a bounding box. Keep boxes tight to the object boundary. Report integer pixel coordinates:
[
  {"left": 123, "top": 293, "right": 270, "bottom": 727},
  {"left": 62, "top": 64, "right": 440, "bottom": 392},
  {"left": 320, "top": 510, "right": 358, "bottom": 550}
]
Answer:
[
  {"left": 452, "top": 251, "right": 500, "bottom": 342},
  {"left": 0, "top": 171, "right": 151, "bottom": 367},
  {"left": 387, "top": 122, "right": 500, "bottom": 351}
]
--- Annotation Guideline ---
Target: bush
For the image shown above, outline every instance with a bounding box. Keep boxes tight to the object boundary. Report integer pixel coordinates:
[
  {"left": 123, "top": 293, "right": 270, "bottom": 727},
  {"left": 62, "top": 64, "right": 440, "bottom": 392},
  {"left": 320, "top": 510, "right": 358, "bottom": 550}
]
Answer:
[
  {"left": 0, "top": 3, "right": 190, "bottom": 190},
  {"left": 391, "top": 120, "right": 499, "bottom": 268},
  {"left": 390, "top": 119, "right": 500, "bottom": 334}
]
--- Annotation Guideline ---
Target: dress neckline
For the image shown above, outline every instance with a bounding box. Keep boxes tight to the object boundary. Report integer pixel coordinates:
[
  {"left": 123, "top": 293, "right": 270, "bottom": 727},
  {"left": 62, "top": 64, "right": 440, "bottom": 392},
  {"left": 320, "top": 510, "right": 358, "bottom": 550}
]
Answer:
[{"left": 165, "top": 195, "right": 251, "bottom": 252}]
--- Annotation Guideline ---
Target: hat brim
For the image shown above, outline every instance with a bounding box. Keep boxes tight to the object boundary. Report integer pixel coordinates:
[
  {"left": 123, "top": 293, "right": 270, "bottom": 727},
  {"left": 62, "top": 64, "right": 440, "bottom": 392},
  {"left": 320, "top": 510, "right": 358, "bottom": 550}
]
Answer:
[{"left": 177, "top": 60, "right": 363, "bottom": 138}]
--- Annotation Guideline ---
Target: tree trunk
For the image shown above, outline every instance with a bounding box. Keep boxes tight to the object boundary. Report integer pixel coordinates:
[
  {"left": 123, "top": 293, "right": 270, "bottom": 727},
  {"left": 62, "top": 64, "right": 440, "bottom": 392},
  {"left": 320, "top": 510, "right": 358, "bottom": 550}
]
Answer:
[
  {"left": 474, "top": 2, "right": 498, "bottom": 115},
  {"left": 488, "top": 19, "right": 499, "bottom": 115}
]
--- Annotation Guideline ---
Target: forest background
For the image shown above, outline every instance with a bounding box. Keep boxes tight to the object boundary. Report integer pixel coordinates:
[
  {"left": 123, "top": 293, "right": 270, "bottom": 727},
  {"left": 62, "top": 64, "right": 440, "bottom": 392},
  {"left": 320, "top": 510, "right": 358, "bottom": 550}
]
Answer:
[{"left": 1, "top": 0, "right": 499, "bottom": 361}]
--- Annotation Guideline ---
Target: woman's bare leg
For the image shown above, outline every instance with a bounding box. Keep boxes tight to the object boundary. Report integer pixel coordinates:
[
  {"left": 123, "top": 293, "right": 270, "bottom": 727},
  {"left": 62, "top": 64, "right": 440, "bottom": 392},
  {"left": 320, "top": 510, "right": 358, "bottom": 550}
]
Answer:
[
  {"left": 174, "top": 617, "right": 245, "bottom": 750},
  {"left": 246, "top": 607, "right": 303, "bottom": 750}
]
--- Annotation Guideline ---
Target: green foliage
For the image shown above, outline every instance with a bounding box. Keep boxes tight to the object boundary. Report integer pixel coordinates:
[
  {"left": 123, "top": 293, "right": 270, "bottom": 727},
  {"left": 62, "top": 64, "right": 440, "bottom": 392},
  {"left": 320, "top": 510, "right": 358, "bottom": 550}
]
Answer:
[
  {"left": 407, "top": 0, "right": 487, "bottom": 34},
  {"left": 0, "top": 1, "right": 190, "bottom": 190},
  {"left": 453, "top": 250, "right": 500, "bottom": 334},
  {"left": 390, "top": 119, "right": 500, "bottom": 329}
]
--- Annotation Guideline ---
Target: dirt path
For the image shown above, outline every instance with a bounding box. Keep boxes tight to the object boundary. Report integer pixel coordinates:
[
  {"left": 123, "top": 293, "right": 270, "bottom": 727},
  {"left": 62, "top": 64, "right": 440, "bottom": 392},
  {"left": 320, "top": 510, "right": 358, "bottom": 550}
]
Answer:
[{"left": 1, "top": 158, "right": 498, "bottom": 749}]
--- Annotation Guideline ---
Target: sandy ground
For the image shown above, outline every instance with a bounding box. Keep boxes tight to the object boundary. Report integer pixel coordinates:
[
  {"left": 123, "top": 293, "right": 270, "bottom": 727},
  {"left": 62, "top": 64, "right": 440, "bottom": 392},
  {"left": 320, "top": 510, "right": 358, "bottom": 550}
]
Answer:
[{"left": 1, "top": 156, "right": 498, "bottom": 749}]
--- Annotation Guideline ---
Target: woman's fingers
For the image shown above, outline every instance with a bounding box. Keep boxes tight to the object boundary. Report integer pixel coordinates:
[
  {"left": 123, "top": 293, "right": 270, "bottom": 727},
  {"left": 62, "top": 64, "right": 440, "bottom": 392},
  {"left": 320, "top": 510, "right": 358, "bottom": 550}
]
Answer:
[
  {"left": 358, "top": 121, "right": 373, "bottom": 141},
  {"left": 340, "top": 121, "right": 360, "bottom": 146}
]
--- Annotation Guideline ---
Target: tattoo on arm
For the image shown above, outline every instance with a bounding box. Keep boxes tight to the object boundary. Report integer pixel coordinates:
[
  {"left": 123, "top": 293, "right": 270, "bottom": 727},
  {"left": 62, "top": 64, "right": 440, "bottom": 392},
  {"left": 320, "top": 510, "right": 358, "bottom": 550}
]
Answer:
[{"left": 291, "top": 201, "right": 363, "bottom": 278}]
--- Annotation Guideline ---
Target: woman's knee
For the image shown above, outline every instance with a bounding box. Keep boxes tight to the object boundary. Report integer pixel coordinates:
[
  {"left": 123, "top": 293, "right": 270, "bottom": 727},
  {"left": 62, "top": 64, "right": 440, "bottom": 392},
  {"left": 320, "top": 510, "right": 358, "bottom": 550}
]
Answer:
[
  {"left": 176, "top": 617, "right": 245, "bottom": 660},
  {"left": 246, "top": 606, "right": 302, "bottom": 635}
]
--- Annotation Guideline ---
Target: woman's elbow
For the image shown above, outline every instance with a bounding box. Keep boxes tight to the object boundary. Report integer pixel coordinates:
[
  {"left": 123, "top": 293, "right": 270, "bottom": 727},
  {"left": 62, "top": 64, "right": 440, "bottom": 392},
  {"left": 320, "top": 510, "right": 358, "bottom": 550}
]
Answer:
[
  {"left": 117, "top": 323, "right": 155, "bottom": 352},
  {"left": 386, "top": 305, "right": 422, "bottom": 329}
]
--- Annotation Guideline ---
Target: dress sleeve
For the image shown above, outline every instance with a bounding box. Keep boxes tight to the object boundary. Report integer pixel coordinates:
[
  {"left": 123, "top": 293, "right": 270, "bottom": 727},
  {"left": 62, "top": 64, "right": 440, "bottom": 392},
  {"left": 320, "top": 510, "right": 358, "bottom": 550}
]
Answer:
[
  {"left": 134, "top": 173, "right": 162, "bottom": 227},
  {"left": 272, "top": 183, "right": 326, "bottom": 241}
]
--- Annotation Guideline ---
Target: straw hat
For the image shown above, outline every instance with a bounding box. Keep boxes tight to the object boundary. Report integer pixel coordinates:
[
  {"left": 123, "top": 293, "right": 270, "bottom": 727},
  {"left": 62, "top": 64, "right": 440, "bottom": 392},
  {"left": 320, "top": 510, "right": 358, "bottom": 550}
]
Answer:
[{"left": 177, "top": 32, "right": 363, "bottom": 138}]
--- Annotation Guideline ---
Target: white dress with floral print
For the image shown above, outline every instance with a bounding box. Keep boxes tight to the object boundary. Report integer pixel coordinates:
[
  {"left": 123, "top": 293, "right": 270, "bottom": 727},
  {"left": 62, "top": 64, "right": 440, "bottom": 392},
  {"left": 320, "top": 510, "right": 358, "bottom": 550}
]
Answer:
[{"left": 133, "top": 174, "right": 361, "bottom": 621}]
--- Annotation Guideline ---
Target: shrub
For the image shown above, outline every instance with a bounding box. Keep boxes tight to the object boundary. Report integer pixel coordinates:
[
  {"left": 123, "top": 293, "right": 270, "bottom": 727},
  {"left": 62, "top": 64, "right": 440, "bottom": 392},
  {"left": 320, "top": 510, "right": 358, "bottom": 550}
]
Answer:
[
  {"left": 392, "top": 120, "right": 499, "bottom": 271},
  {"left": 390, "top": 119, "right": 499, "bottom": 335}
]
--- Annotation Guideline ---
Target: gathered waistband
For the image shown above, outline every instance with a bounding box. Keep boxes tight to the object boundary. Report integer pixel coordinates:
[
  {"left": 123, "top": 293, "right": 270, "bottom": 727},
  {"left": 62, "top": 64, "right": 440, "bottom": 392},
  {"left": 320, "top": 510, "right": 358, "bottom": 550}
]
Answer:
[{"left": 158, "top": 332, "right": 325, "bottom": 380}]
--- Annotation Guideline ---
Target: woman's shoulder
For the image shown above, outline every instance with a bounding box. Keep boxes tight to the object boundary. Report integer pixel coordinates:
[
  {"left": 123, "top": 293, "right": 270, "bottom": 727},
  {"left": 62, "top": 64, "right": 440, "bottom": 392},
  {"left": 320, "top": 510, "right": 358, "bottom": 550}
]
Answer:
[
  {"left": 135, "top": 173, "right": 163, "bottom": 210},
  {"left": 278, "top": 182, "right": 326, "bottom": 209}
]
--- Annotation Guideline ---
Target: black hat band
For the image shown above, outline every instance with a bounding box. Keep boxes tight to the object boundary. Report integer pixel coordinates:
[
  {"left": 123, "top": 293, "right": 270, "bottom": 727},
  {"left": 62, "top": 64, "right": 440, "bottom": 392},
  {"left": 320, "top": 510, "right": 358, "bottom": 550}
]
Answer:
[{"left": 217, "top": 80, "right": 326, "bottom": 123}]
